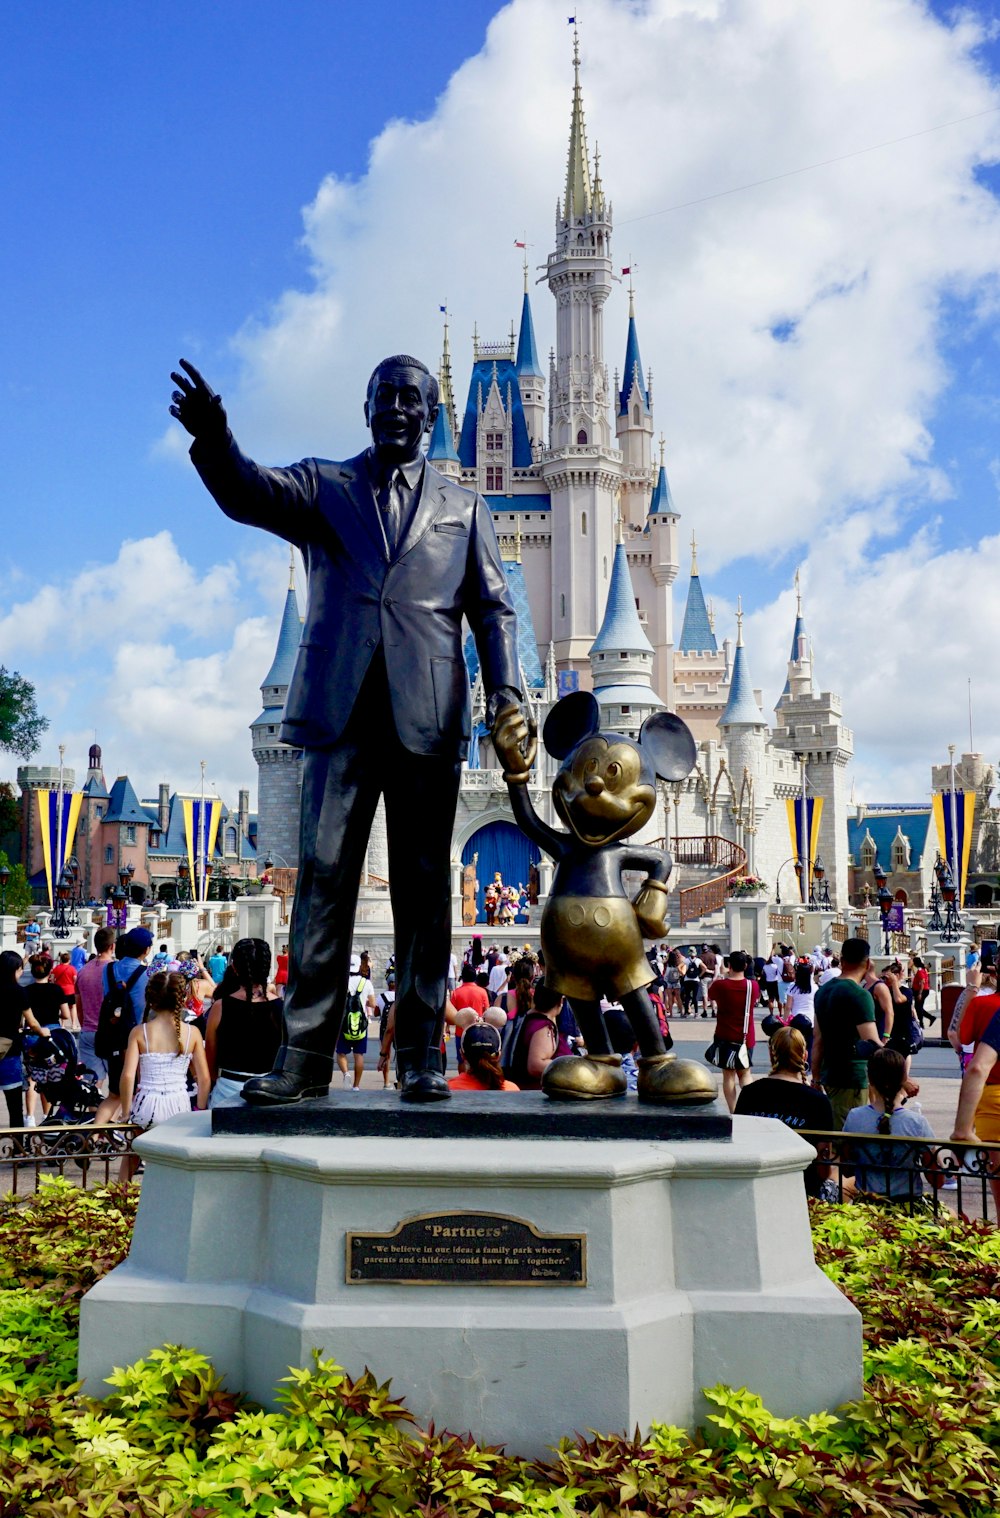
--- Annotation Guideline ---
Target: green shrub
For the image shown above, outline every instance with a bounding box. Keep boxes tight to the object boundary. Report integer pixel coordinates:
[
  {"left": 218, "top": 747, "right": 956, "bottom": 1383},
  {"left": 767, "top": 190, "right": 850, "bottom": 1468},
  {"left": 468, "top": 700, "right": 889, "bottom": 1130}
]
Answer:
[{"left": 1, "top": 1182, "right": 999, "bottom": 1514}]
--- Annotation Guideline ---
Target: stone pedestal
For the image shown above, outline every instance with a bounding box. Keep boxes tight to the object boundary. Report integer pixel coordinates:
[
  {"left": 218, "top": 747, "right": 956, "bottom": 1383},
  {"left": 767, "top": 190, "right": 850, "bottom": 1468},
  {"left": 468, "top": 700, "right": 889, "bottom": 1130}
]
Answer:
[
  {"left": 0, "top": 915, "right": 18, "bottom": 954},
  {"left": 725, "top": 897, "right": 769, "bottom": 956},
  {"left": 168, "top": 907, "right": 204, "bottom": 955},
  {"left": 235, "top": 893, "right": 281, "bottom": 956},
  {"left": 79, "top": 1108, "right": 861, "bottom": 1456}
]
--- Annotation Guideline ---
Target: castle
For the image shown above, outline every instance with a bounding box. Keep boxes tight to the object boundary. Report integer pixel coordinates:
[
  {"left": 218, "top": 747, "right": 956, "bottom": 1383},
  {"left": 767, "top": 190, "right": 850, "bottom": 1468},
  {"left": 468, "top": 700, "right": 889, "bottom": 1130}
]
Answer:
[{"left": 251, "top": 34, "right": 854, "bottom": 931}]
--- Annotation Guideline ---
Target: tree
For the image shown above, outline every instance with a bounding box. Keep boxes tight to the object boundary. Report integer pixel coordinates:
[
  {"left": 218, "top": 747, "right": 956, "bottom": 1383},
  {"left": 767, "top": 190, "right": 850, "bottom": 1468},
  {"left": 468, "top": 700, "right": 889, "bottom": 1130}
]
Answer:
[
  {"left": 0, "top": 781, "right": 18, "bottom": 839},
  {"left": 0, "top": 666, "right": 48, "bottom": 761},
  {"left": 0, "top": 850, "right": 32, "bottom": 917}
]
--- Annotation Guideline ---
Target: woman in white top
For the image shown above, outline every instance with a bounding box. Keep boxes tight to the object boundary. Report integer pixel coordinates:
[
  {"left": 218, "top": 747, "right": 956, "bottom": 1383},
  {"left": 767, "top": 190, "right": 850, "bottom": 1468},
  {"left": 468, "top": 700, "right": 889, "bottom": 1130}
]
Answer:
[
  {"left": 784, "top": 962, "right": 816, "bottom": 1053},
  {"left": 118, "top": 970, "right": 210, "bottom": 1180}
]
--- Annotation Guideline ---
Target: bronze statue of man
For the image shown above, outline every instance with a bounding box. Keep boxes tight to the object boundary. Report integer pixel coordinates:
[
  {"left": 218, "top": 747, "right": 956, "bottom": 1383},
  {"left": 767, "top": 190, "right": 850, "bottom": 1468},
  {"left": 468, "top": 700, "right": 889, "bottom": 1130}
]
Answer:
[{"left": 170, "top": 355, "right": 528, "bottom": 1103}]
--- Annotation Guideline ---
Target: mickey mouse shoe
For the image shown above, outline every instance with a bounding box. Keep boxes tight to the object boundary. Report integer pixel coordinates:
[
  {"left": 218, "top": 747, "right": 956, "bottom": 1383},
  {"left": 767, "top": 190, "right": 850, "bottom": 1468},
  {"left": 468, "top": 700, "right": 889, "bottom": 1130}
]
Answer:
[
  {"left": 636, "top": 1054, "right": 718, "bottom": 1105},
  {"left": 542, "top": 1053, "right": 628, "bottom": 1100}
]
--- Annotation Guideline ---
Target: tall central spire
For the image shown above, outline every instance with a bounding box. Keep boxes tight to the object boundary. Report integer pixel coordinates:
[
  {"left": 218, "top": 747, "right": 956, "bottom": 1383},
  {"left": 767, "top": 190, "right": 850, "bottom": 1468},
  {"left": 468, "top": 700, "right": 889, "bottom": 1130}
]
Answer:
[{"left": 564, "top": 28, "right": 593, "bottom": 219}]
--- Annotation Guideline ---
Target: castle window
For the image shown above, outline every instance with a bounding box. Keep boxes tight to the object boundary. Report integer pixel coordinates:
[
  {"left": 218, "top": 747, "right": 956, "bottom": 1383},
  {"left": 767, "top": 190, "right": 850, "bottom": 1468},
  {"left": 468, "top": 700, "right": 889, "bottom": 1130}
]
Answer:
[
  {"left": 632, "top": 404, "right": 640, "bottom": 425},
  {"left": 486, "top": 466, "right": 504, "bottom": 491},
  {"left": 581, "top": 511, "right": 587, "bottom": 536},
  {"left": 125, "top": 824, "right": 136, "bottom": 844},
  {"left": 104, "top": 846, "right": 113, "bottom": 865},
  {"left": 620, "top": 705, "right": 631, "bottom": 715},
  {"left": 576, "top": 429, "right": 588, "bottom": 445},
  {"left": 485, "top": 431, "right": 503, "bottom": 451},
  {"left": 560, "top": 594, "right": 566, "bottom": 618},
  {"left": 860, "top": 837, "right": 876, "bottom": 869},
  {"left": 268, "top": 726, "right": 275, "bottom": 735},
  {"left": 149, "top": 830, "right": 161, "bottom": 849},
  {"left": 620, "top": 652, "right": 627, "bottom": 659}
]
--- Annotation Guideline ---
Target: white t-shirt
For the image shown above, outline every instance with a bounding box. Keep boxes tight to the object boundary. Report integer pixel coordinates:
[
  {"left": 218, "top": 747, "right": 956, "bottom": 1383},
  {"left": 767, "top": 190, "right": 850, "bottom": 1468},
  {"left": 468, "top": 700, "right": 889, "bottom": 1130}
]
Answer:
[
  {"left": 818, "top": 968, "right": 840, "bottom": 986},
  {"left": 488, "top": 962, "right": 508, "bottom": 995},
  {"left": 448, "top": 954, "right": 458, "bottom": 979},
  {"left": 762, "top": 959, "right": 781, "bottom": 983},
  {"left": 785, "top": 986, "right": 815, "bottom": 1023}
]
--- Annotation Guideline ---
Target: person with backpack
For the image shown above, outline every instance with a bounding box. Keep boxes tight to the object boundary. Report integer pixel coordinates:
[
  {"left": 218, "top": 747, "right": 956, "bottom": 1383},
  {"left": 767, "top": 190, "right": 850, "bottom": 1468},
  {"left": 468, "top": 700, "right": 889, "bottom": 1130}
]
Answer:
[
  {"left": 337, "top": 953, "right": 377, "bottom": 1090},
  {"left": 505, "top": 984, "right": 561, "bottom": 1091},
  {"left": 92, "top": 928, "right": 152, "bottom": 1124}
]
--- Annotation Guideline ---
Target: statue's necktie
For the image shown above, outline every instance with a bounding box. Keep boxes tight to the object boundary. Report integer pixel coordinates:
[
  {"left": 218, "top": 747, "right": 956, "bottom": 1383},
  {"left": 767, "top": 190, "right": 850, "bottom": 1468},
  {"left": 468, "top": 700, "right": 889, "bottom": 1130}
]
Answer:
[{"left": 377, "top": 470, "right": 404, "bottom": 555}]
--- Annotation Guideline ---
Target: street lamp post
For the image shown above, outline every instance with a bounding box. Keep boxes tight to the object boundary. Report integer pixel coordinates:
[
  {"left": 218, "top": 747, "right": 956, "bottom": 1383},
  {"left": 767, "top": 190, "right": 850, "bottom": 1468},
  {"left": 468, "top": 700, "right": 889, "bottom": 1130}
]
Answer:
[
  {"left": 0, "top": 863, "right": 9, "bottom": 915},
  {"left": 938, "top": 858, "right": 962, "bottom": 943},
  {"left": 812, "top": 854, "right": 831, "bottom": 908},
  {"left": 176, "top": 861, "right": 192, "bottom": 905},
  {"left": 874, "top": 861, "right": 893, "bottom": 955},
  {"left": 774, "top": 856, "right": 801, "bottom": 908},
  {"left": 51, "top": 869, "right": 73, "bottom": 939}
]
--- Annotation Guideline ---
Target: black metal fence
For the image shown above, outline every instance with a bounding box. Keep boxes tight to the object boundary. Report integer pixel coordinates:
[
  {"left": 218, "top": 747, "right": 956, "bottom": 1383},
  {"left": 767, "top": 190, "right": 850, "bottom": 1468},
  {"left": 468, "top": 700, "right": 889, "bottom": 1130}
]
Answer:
[
  {"left": 801, "top": 1129, "right": 1000, "bottom": 1222},
  {"left": 0, "top": 1124, "right": 143, "bottom": 1196}
]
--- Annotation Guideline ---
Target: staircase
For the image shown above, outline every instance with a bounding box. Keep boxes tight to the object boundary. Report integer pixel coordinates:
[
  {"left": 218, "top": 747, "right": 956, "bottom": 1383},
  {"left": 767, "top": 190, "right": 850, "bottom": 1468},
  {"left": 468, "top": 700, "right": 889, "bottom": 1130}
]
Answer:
[{"left": 648, "top": 836, "right": 748, "bottom": 929}]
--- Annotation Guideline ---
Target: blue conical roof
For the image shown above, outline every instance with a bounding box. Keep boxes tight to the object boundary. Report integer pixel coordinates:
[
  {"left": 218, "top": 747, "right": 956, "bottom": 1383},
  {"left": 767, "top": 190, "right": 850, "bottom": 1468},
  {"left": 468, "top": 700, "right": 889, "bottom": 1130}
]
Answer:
[
  {"left": 263, "top": 585, "right": 302, "bottom": 691},
  {"left": 648, "top": 463, "right": 675, "bottom": 516},
  {"left": 720, "top": 640, "right": 765, "bottom": 727},
  {"left": 427, "top": 402, "right": 459, "bottom": 463},
  {"left": 619, "top": 311, "right": 648, "bottom": 415},
  {"left": 515, "top": 291, "right": 543, "bottom": 378},
  {"left": 780, "top": 601, "right": 807, "bottom": 698},
  {"left": 678, "top": 573, "right": 717, "bottom": 654},
  {"left": 591, "top": 544, "right": 654, "bottom": 654}
]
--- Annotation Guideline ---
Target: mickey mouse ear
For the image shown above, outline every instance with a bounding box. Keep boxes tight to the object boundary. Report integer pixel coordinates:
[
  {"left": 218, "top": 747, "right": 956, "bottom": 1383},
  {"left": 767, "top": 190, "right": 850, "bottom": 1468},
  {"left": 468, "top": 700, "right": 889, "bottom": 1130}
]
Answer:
[
  {"left": 542, "top": 691, "right": 601, "bottom": 760},
  {"left": 639, "top": 711, "right": 697, "bottom": 781}
]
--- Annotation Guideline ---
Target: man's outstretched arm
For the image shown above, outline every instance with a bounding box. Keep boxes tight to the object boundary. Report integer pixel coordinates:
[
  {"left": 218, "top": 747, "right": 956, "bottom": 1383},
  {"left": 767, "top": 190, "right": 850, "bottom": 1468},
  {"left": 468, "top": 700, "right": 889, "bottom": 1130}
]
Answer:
[{"left": 170, "top": 359, "right": 316, "bottom": 544}]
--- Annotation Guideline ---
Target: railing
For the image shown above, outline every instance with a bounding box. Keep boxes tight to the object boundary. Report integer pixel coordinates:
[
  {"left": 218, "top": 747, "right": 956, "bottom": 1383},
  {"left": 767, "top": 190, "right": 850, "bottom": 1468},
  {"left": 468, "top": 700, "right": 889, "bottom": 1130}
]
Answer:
[
  {"left": 769, "top": 913, "right": 794, "bottom": 935},
  {"left": 216, "top": 910, "right": 236, "bottom": 928},
  {"left": 801, "top": 1130, "right": 999, "bottom": 1223},
  {"left": 0, "top": 1124, "right": 143, "bottom": 1196},
  {"left": 648, "top": 836, "right": 748, "bottom": 927},
  {"left": 830, "top": 921, "right": 848, "bottom": 943}
]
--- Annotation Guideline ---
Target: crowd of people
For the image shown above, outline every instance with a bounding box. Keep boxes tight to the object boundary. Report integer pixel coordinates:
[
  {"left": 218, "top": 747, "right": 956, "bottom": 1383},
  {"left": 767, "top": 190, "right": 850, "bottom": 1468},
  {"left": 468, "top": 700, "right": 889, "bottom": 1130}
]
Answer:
[{"left": 2, "top": 921, "right": 998, "bottom": 1217}]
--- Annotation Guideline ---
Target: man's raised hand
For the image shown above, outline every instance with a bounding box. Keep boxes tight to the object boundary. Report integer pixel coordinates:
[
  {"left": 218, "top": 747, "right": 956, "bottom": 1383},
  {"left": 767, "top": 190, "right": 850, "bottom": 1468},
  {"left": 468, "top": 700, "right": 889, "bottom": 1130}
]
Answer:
[{"left": 169, "top": 359, "right": 228, "bottom": 441}]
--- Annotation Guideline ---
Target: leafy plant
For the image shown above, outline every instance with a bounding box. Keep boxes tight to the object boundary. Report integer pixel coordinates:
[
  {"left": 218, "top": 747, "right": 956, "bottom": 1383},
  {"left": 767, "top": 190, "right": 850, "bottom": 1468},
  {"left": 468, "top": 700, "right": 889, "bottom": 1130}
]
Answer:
[{"left": 2, "top": 1181, "right": 1000, "bottom": 1515}]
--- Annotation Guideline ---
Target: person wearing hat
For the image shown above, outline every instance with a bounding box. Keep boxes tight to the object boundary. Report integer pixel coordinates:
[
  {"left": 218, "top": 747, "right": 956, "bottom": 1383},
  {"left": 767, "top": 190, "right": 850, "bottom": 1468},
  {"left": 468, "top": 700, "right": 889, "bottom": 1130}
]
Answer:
[
  {"left": 336, "top": 953, "right": 377, "bottom": 1090},
  {"left": 448, "top": 1022, "right": 519, "bottom": 1092}
]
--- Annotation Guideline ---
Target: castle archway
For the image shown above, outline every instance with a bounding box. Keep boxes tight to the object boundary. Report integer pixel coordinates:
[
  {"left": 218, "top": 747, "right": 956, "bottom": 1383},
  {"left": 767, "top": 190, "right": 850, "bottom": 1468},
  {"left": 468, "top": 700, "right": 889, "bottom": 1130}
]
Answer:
[{"left": 461, "top": 820, "right": 540, "bottom": 922}]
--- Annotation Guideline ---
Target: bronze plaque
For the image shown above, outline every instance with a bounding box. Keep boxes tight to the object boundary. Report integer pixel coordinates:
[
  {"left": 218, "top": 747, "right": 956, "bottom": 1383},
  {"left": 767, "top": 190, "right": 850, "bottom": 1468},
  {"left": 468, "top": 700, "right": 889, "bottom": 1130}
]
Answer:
[{"left": 346, "top": 1210, "right": 586, "bottom": 1287}]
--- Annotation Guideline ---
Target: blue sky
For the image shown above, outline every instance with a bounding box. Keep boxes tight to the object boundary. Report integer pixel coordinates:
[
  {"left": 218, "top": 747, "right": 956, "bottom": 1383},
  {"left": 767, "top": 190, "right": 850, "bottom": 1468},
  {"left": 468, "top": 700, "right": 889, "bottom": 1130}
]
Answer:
[{"left": 2, "top": 0, "right": 1000, "bottom": 806}]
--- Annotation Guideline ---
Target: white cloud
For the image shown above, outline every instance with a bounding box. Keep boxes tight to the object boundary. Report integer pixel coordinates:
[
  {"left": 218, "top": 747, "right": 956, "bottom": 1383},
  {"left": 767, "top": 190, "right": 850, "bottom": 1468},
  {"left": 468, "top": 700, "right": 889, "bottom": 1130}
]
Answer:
[{"left": 0, "top": 534, "right": 288, "bottom": 804}]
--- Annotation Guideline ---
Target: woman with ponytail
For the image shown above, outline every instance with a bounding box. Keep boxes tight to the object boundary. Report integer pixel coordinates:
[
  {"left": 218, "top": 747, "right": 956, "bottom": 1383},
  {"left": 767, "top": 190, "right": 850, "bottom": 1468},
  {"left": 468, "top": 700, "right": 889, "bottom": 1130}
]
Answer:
[
  {"left": 448, "top": 1022, "right": 519, "bottom": 1092},
  {"left": 735, "top": 1026, "right": 833, "bottom": 1195},
  {"left": 117, "top": 970, "right": 210, "bottom": 1178},
  {"left": 204, "top": 938, "right": 282, "bottom": 1107},
  {"left": 842, "top": 1047, "right": 937, "bottom": 1200}
]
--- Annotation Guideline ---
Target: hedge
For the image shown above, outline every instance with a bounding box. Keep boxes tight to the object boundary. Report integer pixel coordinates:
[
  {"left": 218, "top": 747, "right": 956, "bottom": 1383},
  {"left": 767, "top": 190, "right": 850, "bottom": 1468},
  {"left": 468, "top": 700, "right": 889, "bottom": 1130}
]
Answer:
[{"left": 0, "top": 1179, "right": 998, "bottom": 1516}]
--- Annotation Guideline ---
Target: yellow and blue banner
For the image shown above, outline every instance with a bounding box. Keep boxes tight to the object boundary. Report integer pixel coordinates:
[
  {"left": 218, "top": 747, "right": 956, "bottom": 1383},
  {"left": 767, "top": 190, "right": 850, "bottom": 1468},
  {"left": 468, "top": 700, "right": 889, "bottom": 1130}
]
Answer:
[
  {"left": 36, "top": 789, "right": 83, "bottom": 908},
  {"left": 933, "top": 790, "right": 975, "bottom": 903},
  {"left": 785, "top": 795, "right": 824, "bottom": 901},
  {"left": 181, "top": 798, "right": 222, "bottom": 901}
]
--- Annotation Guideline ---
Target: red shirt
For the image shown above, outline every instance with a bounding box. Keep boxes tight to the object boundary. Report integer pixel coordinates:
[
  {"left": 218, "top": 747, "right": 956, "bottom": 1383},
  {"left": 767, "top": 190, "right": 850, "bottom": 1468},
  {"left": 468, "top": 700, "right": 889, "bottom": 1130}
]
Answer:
[
  {"left": 275, "top": 953, "right": 288, "bottom": 987},
  {"left": 960, "top": 992, "right": 1000, "bottom": 1085},
  {"left": 709, "top": 977, "right": 759, "bottom": 1044},
  {"left": 451, "top": 983, "right": 489, "bottom": 1017},
  {"left": 51, "top": 962, "right": 77, "bottom": 998}
]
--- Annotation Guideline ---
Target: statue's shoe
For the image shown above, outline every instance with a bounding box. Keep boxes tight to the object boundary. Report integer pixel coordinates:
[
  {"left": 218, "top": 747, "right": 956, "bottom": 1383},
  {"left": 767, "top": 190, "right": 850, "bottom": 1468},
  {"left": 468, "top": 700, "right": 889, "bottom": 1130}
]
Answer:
[
  {"left": 543, "top": 1053, "right": 628, "bottom": 1100},
  {"left": 241, "top": 1071, "right": 330, "bottom": 1105},
  {"left": 636, "top": 1054, "right": 718, "bottom": 1105},
  {"left": 400, "top": 1068, "right": 451, "bottom": 1103}
]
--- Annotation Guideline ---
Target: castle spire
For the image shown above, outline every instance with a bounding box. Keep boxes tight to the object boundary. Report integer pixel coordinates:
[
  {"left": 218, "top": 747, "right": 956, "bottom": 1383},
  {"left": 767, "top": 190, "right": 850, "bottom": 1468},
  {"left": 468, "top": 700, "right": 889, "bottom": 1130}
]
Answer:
[
  {"left": 438, "top": 307, "right": 456, "bottom": 439},
  {"left": 564, "top": 26, "right": 593, "bottom": 220},
  {"left": 777, "top": 569, "right": 814, "bottom": 707},
  {"left": 288, "top": 545, "right": 296, "bottom": 592},
  {"left": 677, "top": 532, "right": 717, "bottom": 654},
  {"left": 690, "top": 530, "right": 698, "bottom": 576},
  {"left": 720, "top": 601, "right": 766, "bottom": 728},
  {"left": 618, "top": 284, "right": 648, "bottom": 415}
]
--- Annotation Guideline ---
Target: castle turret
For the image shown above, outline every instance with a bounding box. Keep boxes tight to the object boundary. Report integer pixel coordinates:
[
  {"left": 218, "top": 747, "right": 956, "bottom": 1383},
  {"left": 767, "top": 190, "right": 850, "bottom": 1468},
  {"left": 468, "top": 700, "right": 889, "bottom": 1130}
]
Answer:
[
  {"left": 515, "top": 262, "right": 546, "bottom": 452},
  {"left": 542, "top": 28, "right": 621, "bottom": 681},
  {"left": 644, "top": 437, "right": 680, "bottom": 700},
  {"left": 589, "top": 541, "right": 663, "bottom": 738},
  {"left": 677, "top": 534, "right": 717, "bottom": 655},
  {"left": 252, "top": 551, "right": 304, "bottom": 867},
  {"left": 718, "top": 601, "right": 767, "bottom": 874},
  {"left": 616, "top": 285, "right": 654, "bottom": 499},
  {"left": 776, "top": 569, "right": 813, "bottom": 707},
  {"left": 426, "top": 395, "right": 461, "bottom": 481}
]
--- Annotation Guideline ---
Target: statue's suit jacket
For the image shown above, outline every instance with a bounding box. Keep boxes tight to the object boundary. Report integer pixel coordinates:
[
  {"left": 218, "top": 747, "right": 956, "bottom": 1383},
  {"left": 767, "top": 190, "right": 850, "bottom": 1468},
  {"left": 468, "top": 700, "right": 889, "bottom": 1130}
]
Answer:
[{"left": 191, "top": 435, "right": 520, "bottom": 758}]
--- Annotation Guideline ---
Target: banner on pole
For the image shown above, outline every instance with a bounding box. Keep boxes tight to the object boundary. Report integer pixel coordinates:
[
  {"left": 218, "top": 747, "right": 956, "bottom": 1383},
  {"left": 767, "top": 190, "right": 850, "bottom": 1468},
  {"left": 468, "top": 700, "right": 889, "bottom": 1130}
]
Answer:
[
  {"left": 181, "top": 798, "right": 223, "bottom": 902},
  {"left": 36, "top": 789, "right": 83, "bottom": 909},
  {"left": 785, "top": 796, "right": 824, "bottom": 902},
  {"left": 932, "top": 790, "right": 975, "bottom": 902}
]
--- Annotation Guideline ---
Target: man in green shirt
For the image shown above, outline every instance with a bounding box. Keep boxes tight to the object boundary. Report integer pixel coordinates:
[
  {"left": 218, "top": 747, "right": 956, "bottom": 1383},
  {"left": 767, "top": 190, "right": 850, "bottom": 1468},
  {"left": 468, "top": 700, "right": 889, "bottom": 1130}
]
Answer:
[{"left": 811, "top": 937, "right": 883, "bottom": 1129}]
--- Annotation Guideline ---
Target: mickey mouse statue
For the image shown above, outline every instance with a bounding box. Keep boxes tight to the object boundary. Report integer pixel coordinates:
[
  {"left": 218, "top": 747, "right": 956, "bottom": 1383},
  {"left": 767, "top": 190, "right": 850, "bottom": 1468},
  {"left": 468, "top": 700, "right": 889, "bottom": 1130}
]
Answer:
[{"left": 493, "top": 690, "right": 718, "bottom": 1105}]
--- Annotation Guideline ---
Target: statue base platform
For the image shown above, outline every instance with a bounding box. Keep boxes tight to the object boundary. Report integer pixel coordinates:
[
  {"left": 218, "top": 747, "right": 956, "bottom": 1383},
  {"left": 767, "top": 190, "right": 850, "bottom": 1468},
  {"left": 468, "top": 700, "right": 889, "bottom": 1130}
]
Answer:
[
  {"left": 211, "top": 1088, "right": 733, "bottom": 1141},
  {"left": 79, "top": 1109, "right": 861, "bottom": 1457}
]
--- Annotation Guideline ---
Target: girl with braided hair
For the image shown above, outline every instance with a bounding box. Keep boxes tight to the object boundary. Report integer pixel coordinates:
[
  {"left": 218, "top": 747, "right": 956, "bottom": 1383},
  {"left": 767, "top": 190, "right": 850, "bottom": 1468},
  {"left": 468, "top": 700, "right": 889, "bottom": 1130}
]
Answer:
[
  {"left": 117, "top": 970, "right": 210, "bottom": 1179},
  {"left": 205, "top": 938, "right": 283, "bottom": 1107}
]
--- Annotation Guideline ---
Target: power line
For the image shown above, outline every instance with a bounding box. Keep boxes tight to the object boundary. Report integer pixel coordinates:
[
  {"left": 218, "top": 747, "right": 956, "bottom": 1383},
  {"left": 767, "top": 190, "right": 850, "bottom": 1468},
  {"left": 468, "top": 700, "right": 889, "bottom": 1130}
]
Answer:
[{"left": 618, "top": 104, "right": 1000, "bottom": 227}]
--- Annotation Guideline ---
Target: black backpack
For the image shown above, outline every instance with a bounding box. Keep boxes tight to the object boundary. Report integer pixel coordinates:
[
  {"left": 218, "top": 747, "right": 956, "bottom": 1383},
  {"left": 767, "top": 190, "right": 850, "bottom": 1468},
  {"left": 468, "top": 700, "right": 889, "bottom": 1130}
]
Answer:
[
  {"left": 343, "top": 978, "right": 368, "bottom": 1042},
  {"left": 94, "top": 964, "right": 144, "bottom": 1059}
]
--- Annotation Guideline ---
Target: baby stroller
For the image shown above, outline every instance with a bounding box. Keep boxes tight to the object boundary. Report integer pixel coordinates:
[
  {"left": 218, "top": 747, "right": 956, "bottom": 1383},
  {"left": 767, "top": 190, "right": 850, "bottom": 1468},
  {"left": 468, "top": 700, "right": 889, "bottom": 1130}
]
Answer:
[{"left": 22, "top": 1028, "right": 102, "bottom": 1166}]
